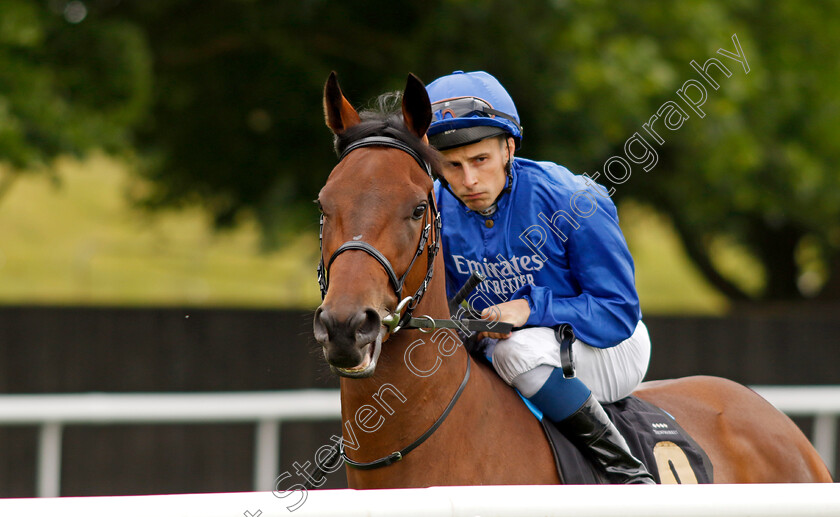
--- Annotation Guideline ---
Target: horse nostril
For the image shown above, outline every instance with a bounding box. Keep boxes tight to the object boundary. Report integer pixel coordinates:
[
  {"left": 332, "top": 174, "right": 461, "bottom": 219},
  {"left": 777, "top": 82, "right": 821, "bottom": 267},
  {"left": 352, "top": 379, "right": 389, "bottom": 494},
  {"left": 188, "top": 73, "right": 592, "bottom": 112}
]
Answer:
[
  {"left": 313, "top": 307, "right": 331, "bottom": 343},
  {"left": 314, "top": 306, "right": 380, "bottom": 348},
  {"left": 357, "top": 308, "right": 381, "bottom": 340}
]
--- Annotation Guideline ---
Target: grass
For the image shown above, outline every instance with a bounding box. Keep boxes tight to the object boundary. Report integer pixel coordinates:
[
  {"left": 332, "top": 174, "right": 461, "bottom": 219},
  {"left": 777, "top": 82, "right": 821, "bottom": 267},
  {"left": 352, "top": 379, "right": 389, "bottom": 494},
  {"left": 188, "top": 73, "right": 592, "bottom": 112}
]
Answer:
[
  {"left": 0, "top": 154, "right": 322, "bottom": 308},
  {"left": 0, "top": 155, "right": 728, "bottom": 313}
]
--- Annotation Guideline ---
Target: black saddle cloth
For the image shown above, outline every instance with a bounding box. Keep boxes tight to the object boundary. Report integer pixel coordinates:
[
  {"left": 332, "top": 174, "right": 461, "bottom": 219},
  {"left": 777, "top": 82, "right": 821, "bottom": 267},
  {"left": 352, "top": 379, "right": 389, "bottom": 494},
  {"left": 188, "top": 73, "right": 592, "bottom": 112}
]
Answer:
[{"left": 540, "top": 396, "right": 714, "bottom": 484}]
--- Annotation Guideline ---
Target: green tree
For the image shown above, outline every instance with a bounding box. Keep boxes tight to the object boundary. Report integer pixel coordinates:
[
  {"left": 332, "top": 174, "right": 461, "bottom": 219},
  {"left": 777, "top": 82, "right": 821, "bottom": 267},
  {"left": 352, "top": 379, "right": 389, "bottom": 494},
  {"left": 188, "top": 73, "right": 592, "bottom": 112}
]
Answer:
[
  {"left": 111, "top": 0, "right": 840, "bottom": 301},
  {"left": 0, "top": 0, "right": 151, "bottom": 200},
  {"left": 507, "top": 1, "right": 840, "bottom": 302},
  {"left": 102, "top": 0, "right": 434, "bottom": 245},
  {"left": 7, "top": 1, "right": 839, "bottom": 303}
]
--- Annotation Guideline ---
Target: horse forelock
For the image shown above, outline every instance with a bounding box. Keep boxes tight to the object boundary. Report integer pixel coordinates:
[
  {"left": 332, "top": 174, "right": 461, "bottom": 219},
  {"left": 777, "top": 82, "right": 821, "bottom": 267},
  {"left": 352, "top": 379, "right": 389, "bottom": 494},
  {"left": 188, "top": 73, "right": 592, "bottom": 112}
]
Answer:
[{"left": 333, "top": 108, "right": 441, "bottom": 180}]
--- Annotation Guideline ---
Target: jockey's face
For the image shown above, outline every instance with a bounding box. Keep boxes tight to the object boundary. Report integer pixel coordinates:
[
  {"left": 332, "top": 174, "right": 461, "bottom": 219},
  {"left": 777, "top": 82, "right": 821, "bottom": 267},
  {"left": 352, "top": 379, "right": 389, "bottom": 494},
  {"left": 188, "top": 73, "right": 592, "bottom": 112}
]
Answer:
[{"left": 439, "top": 136, "right": 515, "bottom": 211}]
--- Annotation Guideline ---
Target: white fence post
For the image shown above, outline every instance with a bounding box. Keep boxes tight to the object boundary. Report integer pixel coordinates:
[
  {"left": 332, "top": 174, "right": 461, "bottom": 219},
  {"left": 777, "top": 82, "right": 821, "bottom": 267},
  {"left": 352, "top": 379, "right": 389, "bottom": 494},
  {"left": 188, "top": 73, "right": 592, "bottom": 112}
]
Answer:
[
  {"left": 36, "top": 422, "right": 63, "bottom": 498},
  {"left": 253, "top": 420, "right": 281, "bottom": 491},
  {"left": 812, "top": 414, "right": 837, "bottom": 475}
]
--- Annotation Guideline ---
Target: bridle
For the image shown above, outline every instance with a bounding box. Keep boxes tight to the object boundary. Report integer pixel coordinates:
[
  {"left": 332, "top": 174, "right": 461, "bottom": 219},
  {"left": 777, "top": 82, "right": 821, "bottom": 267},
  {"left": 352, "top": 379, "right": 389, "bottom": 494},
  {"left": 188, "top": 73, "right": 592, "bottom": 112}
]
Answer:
[
  {"left": 317, "top": 135, "right": 512, "bottom": 336},
  {"left": 316, "top": 135, "right": 442, "bottom": 335},
  {"left": 310, "top": 133, "right": 509, "bottom": 482}
]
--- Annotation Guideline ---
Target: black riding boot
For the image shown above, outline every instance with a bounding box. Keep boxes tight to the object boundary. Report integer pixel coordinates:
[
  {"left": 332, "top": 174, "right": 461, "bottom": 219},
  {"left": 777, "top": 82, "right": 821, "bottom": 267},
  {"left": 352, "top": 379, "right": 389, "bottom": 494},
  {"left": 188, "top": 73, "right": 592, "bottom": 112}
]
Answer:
[{"left": 555, "top": 394, "right": 656, "bottom": 484}]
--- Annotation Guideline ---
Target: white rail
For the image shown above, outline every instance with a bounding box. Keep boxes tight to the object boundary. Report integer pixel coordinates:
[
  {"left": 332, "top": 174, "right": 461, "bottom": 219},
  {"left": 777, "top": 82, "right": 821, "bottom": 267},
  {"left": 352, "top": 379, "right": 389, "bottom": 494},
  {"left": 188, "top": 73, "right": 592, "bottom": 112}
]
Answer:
[
  {"left": 0, "top": 484, "right": 838, "bottom": 516},
  {"left": 0, "top": 387, "right": 836, "bottom": 497},
  {"left": 0, "top": 390, "right": 340, "bottom": 497}
]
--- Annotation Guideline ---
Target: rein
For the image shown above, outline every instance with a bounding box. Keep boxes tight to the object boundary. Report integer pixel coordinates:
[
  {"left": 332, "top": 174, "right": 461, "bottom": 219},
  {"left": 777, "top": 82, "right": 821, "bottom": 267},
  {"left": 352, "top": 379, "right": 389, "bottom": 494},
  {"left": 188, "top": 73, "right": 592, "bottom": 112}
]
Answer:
[
  {"left": 342, "top": 356, "right": 470, "bottom": 470},
  {"left": 306, "top": 357, "right": 470, "bottom": 487}
]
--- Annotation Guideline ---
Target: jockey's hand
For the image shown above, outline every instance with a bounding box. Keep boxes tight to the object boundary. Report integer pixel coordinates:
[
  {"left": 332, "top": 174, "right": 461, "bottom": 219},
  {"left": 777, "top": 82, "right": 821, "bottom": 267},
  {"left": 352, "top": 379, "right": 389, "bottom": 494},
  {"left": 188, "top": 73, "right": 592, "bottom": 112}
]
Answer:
[{"left": 478, "top": 299, "right": 530, "bottom": 340}]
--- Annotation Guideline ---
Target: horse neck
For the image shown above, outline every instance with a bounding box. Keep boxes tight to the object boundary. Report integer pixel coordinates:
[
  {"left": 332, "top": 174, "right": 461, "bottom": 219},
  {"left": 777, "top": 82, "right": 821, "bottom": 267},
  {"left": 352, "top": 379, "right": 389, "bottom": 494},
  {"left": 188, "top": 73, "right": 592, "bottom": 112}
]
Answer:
[{"left": 338, "top": 251, "right": 470, "bottom": 454}]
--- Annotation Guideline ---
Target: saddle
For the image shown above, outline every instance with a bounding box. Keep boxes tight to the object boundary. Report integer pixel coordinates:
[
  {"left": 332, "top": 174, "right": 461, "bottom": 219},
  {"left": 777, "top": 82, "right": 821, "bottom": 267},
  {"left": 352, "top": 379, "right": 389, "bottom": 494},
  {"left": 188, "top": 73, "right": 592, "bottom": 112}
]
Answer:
[
  {"left": 467, "top": 323, "right": 712, "bottom": 484},
  {"left": 470, "top": 338, "right": 714, "bottom": 484},
  {"left": 533, "top": 395, "right": 714, "bottom": 484}
]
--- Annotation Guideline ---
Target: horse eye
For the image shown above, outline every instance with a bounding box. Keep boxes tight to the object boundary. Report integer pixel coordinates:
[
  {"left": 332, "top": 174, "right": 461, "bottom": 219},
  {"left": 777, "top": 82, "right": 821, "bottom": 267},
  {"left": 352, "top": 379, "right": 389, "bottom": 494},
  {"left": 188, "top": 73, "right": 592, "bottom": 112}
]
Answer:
[{"left": 412, "top": 203, "right": 427, "bottom": 220}]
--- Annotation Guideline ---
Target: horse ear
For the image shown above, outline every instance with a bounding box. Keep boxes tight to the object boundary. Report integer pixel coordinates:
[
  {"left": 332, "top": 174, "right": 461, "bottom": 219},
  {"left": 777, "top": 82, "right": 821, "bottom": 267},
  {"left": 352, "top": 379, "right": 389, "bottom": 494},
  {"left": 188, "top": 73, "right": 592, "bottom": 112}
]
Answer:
[
  {"left": 323, "top": 71, "right": 361, "bottom": 135},
  {"left": 401, "top": 73, "right": 432, "bottom": 139}
]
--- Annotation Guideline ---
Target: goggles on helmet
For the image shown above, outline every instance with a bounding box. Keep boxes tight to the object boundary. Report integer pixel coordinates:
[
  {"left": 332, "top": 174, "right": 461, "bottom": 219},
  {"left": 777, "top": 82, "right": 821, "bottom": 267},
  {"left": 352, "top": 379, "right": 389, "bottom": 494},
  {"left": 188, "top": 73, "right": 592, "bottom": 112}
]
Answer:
[{"left": 431, "top": 96, "right": 522, "bottom": 133}]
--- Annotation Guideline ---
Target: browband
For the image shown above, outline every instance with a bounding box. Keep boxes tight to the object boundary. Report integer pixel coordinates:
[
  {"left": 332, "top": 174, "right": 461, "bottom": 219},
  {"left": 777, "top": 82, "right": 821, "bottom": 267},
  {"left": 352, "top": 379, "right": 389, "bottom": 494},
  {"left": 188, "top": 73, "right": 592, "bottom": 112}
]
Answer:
[{"left": 339, "top": 136, "right": 432, "bottom": 178}]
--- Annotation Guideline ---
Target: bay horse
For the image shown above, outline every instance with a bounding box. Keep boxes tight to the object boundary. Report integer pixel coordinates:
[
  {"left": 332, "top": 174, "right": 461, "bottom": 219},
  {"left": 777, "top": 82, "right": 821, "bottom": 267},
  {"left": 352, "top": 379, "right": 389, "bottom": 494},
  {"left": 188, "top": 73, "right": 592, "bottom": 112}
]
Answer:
[{"left": 313, "top": 72, "right": 832, "bottom": 487}]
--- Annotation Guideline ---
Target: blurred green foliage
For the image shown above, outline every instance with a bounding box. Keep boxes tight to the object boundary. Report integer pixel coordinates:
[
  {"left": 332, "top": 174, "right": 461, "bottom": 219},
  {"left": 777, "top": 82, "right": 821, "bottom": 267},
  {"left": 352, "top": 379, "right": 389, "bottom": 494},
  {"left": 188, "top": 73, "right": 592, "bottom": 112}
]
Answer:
[
  {"left": 0, "top": 0, "right": 150, "bottom": 169},
  {"left": 2, "top": 0, "right": 839, "bottom": 302}
]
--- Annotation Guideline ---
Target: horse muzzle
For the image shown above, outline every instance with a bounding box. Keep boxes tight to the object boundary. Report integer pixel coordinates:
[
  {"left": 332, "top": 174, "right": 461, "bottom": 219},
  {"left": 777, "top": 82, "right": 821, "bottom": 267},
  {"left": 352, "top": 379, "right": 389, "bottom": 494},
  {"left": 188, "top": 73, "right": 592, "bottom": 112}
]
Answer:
[{"left": 313, "top": 306, "right": 385, "bottom": 378}]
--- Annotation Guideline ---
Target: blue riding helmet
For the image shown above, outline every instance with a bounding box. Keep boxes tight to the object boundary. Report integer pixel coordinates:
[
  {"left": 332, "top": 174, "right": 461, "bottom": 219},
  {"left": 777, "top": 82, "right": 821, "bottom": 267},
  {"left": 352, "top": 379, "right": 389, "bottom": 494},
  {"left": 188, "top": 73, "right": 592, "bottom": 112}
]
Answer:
[{"left": 426, "top": 71, "right": 523, "bottom": 151}]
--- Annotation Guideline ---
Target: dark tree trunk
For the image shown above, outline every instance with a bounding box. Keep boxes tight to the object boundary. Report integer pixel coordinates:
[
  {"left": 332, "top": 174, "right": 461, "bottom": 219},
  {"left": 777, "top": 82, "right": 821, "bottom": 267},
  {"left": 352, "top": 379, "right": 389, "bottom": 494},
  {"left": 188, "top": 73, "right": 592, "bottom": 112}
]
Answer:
[
  {"left": 747, "top": 221, "right": 803, "bottom": 301},
  {"left": 817, "top": 253, "right": 840, "bottom": 300},
  {"left": 666, "top": 210, "right": 751, "bottom": 301}
]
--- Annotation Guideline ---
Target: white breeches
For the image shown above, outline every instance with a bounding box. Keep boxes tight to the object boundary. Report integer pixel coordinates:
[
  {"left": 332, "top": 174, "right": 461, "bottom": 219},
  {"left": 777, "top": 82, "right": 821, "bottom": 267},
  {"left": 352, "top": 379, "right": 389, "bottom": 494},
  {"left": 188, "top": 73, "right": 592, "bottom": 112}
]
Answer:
[{"left": 489, "top": 320, "right": 652, "bottom": 403}]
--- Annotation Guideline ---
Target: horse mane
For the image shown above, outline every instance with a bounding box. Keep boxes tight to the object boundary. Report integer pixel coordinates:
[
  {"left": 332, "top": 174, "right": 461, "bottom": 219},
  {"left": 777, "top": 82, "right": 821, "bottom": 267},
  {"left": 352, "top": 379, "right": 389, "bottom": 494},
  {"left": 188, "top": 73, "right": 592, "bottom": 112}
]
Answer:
[{"left": 333, "top": 91, "right": 441, "bottom": 176}]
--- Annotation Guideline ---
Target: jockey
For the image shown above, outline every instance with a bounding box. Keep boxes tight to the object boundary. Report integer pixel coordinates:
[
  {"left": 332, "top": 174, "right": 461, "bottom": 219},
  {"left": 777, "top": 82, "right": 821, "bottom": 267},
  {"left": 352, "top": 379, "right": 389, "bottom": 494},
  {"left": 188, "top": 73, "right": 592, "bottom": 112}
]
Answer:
[{"left": 426, "top": 70, "right": 655, "bottom": 484}]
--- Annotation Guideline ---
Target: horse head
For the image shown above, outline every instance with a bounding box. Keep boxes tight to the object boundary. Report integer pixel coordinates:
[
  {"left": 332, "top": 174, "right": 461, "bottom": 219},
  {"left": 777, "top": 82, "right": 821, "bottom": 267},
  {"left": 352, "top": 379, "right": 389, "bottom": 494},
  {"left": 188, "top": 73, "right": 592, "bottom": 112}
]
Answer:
[{"left": 313, "top": 72, "right": 439, "bottom": 378}]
